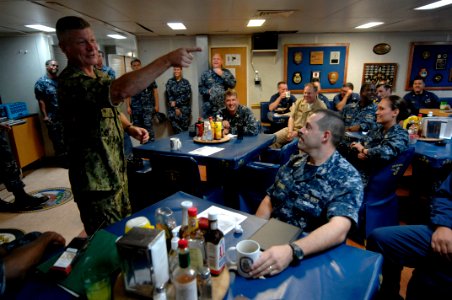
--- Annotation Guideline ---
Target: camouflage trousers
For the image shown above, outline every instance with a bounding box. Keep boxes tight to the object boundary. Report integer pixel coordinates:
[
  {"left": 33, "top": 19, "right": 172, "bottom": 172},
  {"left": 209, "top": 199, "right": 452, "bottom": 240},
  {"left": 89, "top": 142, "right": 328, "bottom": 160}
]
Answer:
[
  {"left": 168, "top": 107, "right": 191, "bottom": 134},
  {"left": 131, "top": 102, "right": 155, "bottom": 139},
  {"left": 0, "top": 130, "right": 24, "bottom": 192},
  {"left": 45, "top": 119, "right": 67, "bottom": 157},
  {"left": 73, "top": 186, "right": 132, "bottom": 235}
]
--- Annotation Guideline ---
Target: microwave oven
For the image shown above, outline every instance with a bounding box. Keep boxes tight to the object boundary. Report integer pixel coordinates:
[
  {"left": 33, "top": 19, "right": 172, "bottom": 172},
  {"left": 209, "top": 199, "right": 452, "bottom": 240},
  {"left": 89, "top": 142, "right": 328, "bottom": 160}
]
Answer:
[{"left": 421, "top": 117, "right": 452, "bottom": 139}]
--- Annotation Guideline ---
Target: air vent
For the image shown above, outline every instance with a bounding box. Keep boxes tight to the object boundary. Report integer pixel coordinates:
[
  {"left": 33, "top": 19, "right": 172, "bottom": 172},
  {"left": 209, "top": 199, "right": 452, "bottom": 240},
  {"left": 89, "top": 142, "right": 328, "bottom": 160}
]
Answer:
[{"left": 255, "top": 10, "right": 296, "bottom": 18}]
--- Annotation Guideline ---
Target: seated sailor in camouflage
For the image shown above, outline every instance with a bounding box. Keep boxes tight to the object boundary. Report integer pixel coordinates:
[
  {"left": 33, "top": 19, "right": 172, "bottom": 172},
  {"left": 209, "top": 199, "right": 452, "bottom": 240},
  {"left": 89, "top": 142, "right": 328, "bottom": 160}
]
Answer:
[
  {"left": 217, "top": 89, "right": 259, "bottom": 136},
  {"left": 350, "top": 95, "right": 410, "bottom": 186},
  {"left": 199, "top": 53, "right": 236, "bottom": 118},
  {"left": 56, "top": 16, "right": 200, "bottom": 235},
  {"left": 127, "top": 58, "right": 159, "bottom": 141},
  {"left": 341, "top": 83, "right": 378, "bottom": 133},
  {"left": 251, "top": 109, "right": 363, "bottom": 278},
  {"left": 166, "top": 66, "right": 192, "bottom": 134}
]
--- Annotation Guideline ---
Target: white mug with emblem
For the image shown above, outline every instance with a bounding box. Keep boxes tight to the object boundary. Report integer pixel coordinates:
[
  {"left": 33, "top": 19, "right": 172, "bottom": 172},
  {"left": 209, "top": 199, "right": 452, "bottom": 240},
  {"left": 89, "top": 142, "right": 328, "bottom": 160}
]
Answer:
[
  {"left": 170, "top": 137, "right": 182, "bottom": 150},
  {"left": 226, "top": 239, "right": 261, "bottom": 278}
]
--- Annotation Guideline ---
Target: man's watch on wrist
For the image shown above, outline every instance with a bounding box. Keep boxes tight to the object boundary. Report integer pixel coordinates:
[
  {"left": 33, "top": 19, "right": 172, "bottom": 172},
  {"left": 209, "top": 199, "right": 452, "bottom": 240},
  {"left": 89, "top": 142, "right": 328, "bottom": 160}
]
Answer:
[{"left": 289, "top": 243, "right": 304, "bottom": 265}]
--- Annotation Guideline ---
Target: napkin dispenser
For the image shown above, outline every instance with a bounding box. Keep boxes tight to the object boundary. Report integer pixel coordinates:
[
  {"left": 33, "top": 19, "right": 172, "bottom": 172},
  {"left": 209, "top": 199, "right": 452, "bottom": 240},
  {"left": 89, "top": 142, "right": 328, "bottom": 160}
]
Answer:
[
  {"left": 116, "top": 227, "right": 169, "bottom": 297},
  {"left": 421, "top": 117, "right": 452, "bottom": 139}
]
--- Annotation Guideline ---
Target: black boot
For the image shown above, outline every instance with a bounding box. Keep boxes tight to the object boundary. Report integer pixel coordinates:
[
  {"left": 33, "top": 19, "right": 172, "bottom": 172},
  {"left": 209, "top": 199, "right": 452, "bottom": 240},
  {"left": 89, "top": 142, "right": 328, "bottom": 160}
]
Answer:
[{"left": 12, "top": 190, "right": 49, "bottom": 210}]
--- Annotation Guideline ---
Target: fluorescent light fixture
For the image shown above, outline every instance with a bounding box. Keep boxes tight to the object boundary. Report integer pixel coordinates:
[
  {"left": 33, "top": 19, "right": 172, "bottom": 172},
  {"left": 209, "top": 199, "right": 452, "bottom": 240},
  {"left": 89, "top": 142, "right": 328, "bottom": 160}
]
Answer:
[
  {"left": 167, "top": 22, "right": 187, "bottom": 30},
  {"left": 355, "top": 22, "right": 384, "bottom": 29},
  {"left": 25, "top": 24, "right": 55, "bottom": 32},
  {"left": 247, "top": 19, "right": 266, "bottom": 27},
  {"left": 415, "top": 0, "right": 452, "bottom": 10},
  {"left": 107, "top": 34, "right": 126, "bottom": 39}
]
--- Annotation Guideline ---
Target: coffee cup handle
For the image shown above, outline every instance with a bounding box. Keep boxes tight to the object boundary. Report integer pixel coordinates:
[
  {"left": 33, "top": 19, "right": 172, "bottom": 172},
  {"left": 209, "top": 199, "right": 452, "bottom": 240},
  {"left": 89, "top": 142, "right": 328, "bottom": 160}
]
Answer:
[{"left": 226, "top": 246, "right": 237, "bottom": 265}]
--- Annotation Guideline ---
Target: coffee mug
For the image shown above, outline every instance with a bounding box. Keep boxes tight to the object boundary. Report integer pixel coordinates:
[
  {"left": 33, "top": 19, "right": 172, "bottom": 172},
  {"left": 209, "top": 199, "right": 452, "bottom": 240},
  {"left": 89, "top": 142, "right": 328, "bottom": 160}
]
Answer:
[
  {"left": 226, "top": 240, "right": 261, "bottom": 278},
  {"left": 170, "top": 137, "right": 182, "bottom": 150},
  {"left": 285, "top": 91, "right": 291, "bottom": 98}
]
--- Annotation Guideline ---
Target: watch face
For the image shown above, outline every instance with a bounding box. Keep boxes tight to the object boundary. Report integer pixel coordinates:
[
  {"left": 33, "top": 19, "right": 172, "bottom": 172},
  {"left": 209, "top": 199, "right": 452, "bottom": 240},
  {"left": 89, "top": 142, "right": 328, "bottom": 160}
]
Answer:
[{"left": 290, "top": 243, "right": 304, "bottom": 261}]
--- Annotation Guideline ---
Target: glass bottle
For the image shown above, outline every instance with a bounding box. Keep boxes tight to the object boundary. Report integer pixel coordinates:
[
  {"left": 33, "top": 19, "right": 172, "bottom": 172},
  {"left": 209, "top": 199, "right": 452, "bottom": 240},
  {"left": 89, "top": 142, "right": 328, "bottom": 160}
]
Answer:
[
  {"left": 215, "top": 115, "right": 223, "bottom": 140},
  {"left": 172, "top": 239, "right": 197, "bottom": 300},
  {"left": 182, "top": 207, "right": 205, "bottom": 272},
  {"left": 178, "top": 201, "right": 193, "bottom": 238},
  {"left": 153, "top": 284, "right": 168, "bottom": 300},
  {"left": 204, "top": 212, "right": 226, "bottom": 275},
  {"left": 168, "top": 236, "right": 180, "bottom": 278}
]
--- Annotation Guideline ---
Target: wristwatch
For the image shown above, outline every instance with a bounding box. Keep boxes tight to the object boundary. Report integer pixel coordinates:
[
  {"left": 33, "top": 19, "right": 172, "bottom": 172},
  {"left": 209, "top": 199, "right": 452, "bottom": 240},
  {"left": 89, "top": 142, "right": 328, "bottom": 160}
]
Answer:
[{"left": 289, "top": 243, "right": 304, "bottom": 265}]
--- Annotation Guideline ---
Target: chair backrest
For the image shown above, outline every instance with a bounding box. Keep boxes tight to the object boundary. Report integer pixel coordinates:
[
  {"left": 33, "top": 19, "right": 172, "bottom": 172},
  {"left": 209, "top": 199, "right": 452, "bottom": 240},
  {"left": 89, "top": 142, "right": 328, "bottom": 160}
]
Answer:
[
  {"left": 360, "top": 147, "right": 415, "bottom": 238},
  {"left": 148, "top": 154, "right": 202, "bottom": 200},
  {"left": 280, "top": 138, "right": 299, "bottom": 165},
  {"left": 260, "top": 101, "right": 271, "bottom": 123}
]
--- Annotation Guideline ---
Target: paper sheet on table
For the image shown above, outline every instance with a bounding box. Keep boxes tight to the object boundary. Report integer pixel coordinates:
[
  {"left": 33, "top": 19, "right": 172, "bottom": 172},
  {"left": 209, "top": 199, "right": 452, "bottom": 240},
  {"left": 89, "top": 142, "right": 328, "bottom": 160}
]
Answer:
[
  {"left": 189, "top": 146, "right": 224, "bottom": 156},
  {"left": 198, "top": 205, "right": 247, "bottom": 234}
]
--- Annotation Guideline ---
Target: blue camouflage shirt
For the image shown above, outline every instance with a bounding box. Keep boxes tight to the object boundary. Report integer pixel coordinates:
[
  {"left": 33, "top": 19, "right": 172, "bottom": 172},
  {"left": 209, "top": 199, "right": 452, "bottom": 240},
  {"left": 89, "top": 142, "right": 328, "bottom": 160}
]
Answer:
[
  {"left": 332, "top": 92, "right": 360, "bottom": 111},
  {"left": 34, "top": 75, "right": 59, "bottom": 119},
  {"left": 363, "top": 124, "right": 409, "bottom": 162},
  {"left": 199, "top": 68, "right": 236, "bottom": 117},
  {"left": 267, "top": 151, "right": 363, "bottom": 232},
  {"left": 342, "top": 101, "right": 377, "bottom": 132},
  {"left": 217, "top": 105, "right": 260, "bottom": 136},
  {"left": 166, "top": 77, "right": 192, "bottom": 115},
  {"left": 99, "top": 65, "right": 116, "bottom": 79}
]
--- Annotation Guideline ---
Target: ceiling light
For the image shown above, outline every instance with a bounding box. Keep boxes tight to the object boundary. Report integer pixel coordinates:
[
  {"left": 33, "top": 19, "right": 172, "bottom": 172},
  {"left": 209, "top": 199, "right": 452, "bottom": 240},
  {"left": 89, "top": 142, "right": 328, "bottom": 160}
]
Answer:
[
  {"left": 355, "top": 22, "right": 384, "bottom": 29},
  {"left": 415, "top": 0, "right": 452, "bottom": 10},
  {"left": 25, "top": 24, "right": 55, "bottom": 32},
  {"left": 107, "top": 34, "right": 127, "bottom": 39},
  {"left": 167, "top": 23, "right": 187, "bottom": 30},
  {"left": 247, "top": 19, "right": 266, "bottom": 27}
]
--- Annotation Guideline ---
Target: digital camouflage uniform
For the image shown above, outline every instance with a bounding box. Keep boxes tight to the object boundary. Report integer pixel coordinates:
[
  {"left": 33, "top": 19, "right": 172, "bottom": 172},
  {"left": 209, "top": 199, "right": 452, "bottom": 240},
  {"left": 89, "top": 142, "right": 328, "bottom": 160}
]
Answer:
[
  {"left": 58, "top": 65, "right": 131, "bottom": 235},
  {"left": 131, "top": 81, "right": 157, "bottom": 140},
  {"left": 165, "top": 76, "right": 192, "bottom": 134},
  {"left": 267, "top": 151, "right": 363, "bottom": 232},
  {"left": 342, "top": 101, "right": 377, "bottom": 132},
  {"left": 332, "top": 92, "right": 360, "bottom": 111},
  {"left": 199, "top": 68, "right": 236, "bottom": 118},
  {"left": 34, "top": 75, "right": 66, "bottom": 157},
  {"left": 217, "top": 105, "right": 260, "bottom": 136},
  {"left": 356, "top": 124, "right": 409, "bottom": 186},
  {"left": 403, "top": 90, "right": 440, "bottom": 115},
  {"left": 99, "top": 65, "right": 116, "bottom": 79},
  {"left": 0, "top": 130, "right": 24, "bottom": 193}
]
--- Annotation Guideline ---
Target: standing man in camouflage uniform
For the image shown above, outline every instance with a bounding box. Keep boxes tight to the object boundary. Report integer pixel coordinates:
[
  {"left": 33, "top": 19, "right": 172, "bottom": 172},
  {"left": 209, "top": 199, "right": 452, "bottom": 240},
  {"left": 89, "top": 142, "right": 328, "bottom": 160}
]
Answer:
[
  {"left": 165, "top": 66, "right": 192, "bottom": 134},
  {"left": 250, "top": 109, "right": 363, "bottom": 278},
  {"left": 217, "top": 89, "right": 259, "bottom": 136},
  {"left": 56, "top": 16, "right": 200, "bottom": 235},
  {"left": 34, "top": 59, "right": 67, "bottom": 159},
  {"left": 126, "top": 58, "right": 159, "bottom": 142},
  {"left": 0, "top": 124, "right": 49, "bottom": 211},
  {"left": 199, "top": 53, "right": 236, "bottom": 118}
]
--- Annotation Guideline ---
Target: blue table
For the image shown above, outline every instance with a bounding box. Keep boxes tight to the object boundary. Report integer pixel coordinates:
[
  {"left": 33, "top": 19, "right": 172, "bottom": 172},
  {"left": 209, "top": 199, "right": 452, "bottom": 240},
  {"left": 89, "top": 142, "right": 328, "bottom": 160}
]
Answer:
[
  {"left": 134, "top": 132, "right": 275, "bottom": 170},
  {"left": 106, "top": 191, "right": 382, "bottom": 300},
  {"left": 134, "top": 132, "right": 275, "bottom": 209},
  {"left": 414, "top": 139, "right": 452, "bottom": 169}
]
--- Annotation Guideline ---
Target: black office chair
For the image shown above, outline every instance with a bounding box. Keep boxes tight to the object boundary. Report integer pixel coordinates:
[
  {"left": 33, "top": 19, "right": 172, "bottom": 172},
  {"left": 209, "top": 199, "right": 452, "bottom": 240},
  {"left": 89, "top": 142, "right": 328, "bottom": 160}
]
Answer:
[{"left": 147, "top": 154, "right": 203, "bottom": 202}]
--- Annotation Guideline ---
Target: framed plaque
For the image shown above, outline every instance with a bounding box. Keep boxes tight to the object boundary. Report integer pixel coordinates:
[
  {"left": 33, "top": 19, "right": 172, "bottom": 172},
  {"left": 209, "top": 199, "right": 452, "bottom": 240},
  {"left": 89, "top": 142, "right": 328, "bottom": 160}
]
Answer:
[
  {"left": 284, "top": 43, "right": 349, "bottom": 93},
  {"left": 362, "top": 63, "right": 398, "bottom": 88},
  {"left": 406, "top": 42, "right": 452, "bottom": 90}
]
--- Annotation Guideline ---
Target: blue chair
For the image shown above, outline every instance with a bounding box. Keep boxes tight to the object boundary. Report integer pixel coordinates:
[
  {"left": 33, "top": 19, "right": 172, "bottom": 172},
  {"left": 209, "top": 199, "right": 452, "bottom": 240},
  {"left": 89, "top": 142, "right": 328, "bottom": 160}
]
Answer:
[
  {"left": 260, "top": 137, "right": 299, "bottom": 165},
  {"left": 359, "top": 147, "right": 415, "bottom": 239},
  {"left": 260, "top": 101, "right": 271, "bottom": 133}
]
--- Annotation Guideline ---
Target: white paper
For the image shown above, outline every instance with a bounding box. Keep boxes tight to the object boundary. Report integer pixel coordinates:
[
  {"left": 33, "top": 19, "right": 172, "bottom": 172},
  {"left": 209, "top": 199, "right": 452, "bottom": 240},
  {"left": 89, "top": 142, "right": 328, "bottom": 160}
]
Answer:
[
  {"left": 198, "top": 205, "right": 247, "bottom": 235},
  {"left": 189, "top": 146, "right": 224, "bottom": 156}
]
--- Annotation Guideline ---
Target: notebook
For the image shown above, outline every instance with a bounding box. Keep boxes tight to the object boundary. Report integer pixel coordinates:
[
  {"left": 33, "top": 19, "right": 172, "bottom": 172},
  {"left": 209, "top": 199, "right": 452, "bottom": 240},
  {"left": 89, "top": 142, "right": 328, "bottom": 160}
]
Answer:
[{"left": 249, "top": 218, "right": 302, "bottom": 251}]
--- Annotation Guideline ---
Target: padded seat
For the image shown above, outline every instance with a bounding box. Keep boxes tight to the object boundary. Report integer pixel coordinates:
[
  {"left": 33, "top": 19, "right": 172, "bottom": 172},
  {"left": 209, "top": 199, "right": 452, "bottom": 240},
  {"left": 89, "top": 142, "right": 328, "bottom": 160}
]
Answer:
[{"left": 359, "top": 147, "right": 415, "bottom": 239}]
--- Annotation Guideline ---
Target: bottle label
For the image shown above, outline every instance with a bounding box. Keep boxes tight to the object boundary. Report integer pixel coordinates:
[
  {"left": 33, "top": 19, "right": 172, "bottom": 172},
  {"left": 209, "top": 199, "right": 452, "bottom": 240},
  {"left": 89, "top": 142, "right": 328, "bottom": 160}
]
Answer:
[{"left": 206, "top": 237, "right": 226, "bottom": 275}]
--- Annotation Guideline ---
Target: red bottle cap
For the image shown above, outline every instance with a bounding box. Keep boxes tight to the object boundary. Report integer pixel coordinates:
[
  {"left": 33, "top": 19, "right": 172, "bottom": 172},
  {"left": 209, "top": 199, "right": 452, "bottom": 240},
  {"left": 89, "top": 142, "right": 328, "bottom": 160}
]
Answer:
[
  {"left": 188, "top": 207, "right": 198, "bottom": 217},
  {"left": 178, "top": 238, "right": 188, "bottom": 249}
]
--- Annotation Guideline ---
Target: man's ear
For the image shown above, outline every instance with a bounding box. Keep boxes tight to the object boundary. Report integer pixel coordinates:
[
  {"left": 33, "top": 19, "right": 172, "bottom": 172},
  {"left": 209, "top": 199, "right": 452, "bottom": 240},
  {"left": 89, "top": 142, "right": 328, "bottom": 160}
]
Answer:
[{"left": 323, "top": 130, "right": 331, "bottom": 143}]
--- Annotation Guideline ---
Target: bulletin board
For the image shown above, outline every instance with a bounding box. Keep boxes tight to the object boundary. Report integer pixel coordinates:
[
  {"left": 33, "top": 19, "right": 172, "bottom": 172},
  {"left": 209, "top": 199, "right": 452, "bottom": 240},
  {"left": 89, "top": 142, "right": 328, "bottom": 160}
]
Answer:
[
  {"left": 406, "top": 42, "right": 452, "bottom": 90},
  {"left": 362, "top": 63, "right": 398, "bottom": 87},
  {"left": 284, "top": 43, "right": 349, "bottom": 93}
]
